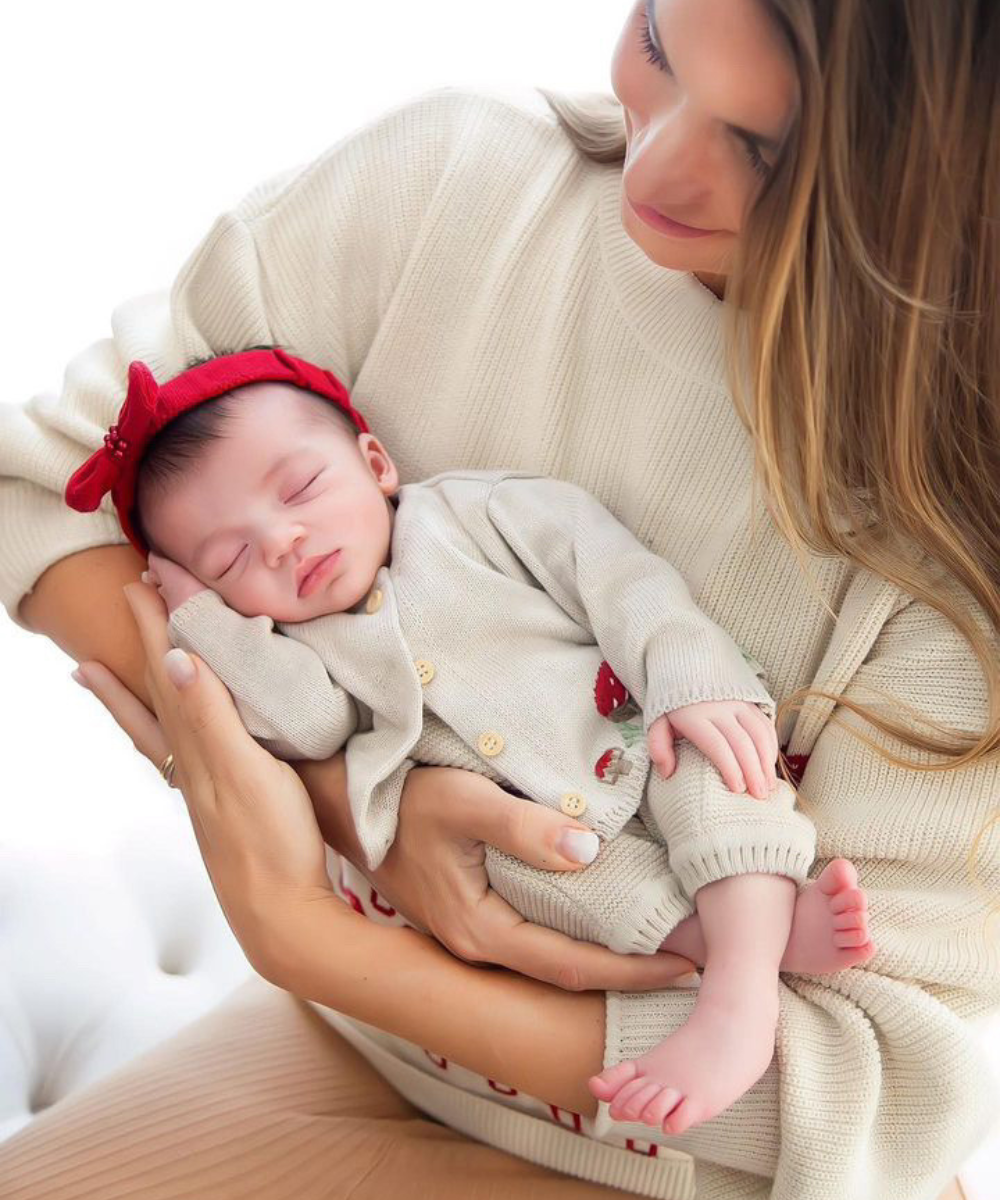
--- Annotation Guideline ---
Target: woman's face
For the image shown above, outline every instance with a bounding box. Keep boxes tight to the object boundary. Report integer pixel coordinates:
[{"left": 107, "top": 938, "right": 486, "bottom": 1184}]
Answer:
[{"left": 611, "top": 0, "right": 800, "bottom": 295}]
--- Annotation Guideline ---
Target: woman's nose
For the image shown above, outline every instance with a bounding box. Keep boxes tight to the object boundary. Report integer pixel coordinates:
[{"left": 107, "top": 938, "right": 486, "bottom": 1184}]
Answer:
[
  {"left": 629, "top": 108, "right": 709, "bottom": 200},
  {"left": 261, "top": 524, "right": 306, "bottom": 569}
]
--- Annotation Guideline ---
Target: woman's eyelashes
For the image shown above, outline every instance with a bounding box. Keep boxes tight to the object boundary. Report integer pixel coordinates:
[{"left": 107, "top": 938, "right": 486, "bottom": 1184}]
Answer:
[{"left": 636, "top": 11, "right": 772, "bottom": 180}]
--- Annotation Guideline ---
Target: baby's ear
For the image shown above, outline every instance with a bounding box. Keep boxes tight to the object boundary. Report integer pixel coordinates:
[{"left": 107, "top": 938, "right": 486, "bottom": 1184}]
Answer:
[{"left": 362, "top": 435, "right": 399, "bottom": 492}]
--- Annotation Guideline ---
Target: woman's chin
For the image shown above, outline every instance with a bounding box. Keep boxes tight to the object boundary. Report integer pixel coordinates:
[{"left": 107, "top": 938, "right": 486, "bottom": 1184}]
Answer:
[{"left": 620, "top": 197, "right": 732, "bottom": 276}]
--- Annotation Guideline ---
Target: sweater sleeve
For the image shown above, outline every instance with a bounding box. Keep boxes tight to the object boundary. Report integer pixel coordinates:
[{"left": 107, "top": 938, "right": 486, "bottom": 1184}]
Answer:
[
  {"left": 167, "top": 588, "right": 358, "bottom": 762},
  {"left": 601, "top": 591, "right": 1000, "bottom": 1199},
  {"left": 485, "top": 473, "right": 777, "bottom": 726},
  {"left": 0, "top": 86, "right": 479, "bottom": 631}
]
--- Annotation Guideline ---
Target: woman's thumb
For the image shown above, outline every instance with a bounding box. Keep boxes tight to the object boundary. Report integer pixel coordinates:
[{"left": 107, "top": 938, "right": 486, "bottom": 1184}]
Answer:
[
  {"left": 475, "top": 789, "right": 600, "bottom": 870},
  {"left": 164, "top": 647, "right": 197, "bottom": 689}
]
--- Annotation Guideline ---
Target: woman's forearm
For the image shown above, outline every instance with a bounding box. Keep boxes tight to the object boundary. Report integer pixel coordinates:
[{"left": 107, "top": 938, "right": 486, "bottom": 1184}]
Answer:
[
  {"left": 19, "top": 544, "right": 151, "bottom": 706},
  {"left": 266, "top": 895, "right": 606, "bottom": 1115}
]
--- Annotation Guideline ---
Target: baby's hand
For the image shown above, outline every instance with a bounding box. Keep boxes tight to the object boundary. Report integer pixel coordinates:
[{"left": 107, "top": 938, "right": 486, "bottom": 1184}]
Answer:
[
  {"left": 143, "top": 552, "right": 209, "bottom": 616},
  {"left": 648, "top": 700, "right": 779, "bottom": 801}
]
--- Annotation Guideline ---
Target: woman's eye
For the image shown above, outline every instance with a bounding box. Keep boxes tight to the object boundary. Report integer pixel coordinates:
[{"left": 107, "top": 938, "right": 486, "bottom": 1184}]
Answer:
[
  {"left": 218, "top": 545, "right": 246, "bottom": 579},
  {"left": 637, "top": 11, "right": 772, "bottom": 182},
  {"left": 287, "top": 472, "right": 322, "bottom": 502},
  {"left": 637, "top": 14, "right": 671, "bottom": 76}
]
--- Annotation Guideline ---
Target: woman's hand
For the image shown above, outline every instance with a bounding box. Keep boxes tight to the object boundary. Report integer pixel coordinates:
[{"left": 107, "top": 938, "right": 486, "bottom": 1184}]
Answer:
[
  {"left": 324, "top": 763, "right": 702, "bottom": 993},
  {"left": 72, "top": 580, "right": 338, "bottom": 975}
]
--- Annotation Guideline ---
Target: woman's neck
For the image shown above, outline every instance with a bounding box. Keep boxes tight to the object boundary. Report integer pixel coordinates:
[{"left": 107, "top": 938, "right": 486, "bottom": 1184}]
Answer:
[{"left": 694, "top": 271, "right": 727, "bottom": 301}]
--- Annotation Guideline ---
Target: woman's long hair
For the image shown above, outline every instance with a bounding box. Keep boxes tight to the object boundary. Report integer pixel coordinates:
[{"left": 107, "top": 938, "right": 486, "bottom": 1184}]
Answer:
[{"left": 538, "top": 0, "right": 1000, "bottom": 911}]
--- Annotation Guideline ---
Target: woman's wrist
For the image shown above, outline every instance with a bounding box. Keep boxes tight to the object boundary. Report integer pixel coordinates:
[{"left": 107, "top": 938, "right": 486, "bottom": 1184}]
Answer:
[
  {"left": 19, "top": 544, "right": 151, "bottom": 706},
  {"left": 292, "top": 751, "right": 364, "bottom": 863}
]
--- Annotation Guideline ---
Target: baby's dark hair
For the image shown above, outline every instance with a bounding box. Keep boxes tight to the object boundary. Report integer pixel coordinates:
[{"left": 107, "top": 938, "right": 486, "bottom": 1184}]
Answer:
[{"left": 132, "top": 343, "right": 361, "bottom": 555}]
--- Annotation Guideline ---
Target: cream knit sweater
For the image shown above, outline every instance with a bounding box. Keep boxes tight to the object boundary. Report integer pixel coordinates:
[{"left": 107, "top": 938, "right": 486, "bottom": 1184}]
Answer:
[{"left": 1, "top": 86, "right": 998, "bottom": 1200}]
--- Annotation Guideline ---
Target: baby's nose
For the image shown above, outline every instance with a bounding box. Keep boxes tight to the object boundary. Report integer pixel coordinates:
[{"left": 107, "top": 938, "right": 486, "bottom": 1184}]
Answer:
[{"left": 264, "top": 525, "right": 305, "bottom": 567}]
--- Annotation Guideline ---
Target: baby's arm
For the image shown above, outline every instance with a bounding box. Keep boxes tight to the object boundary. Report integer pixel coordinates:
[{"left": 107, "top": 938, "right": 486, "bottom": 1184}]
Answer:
[
  {"left": 154, "top": 576, "right": 358, "bottom": 762},
  {"left": 486, "top": 476, "right": 779, "bottom": 790}
]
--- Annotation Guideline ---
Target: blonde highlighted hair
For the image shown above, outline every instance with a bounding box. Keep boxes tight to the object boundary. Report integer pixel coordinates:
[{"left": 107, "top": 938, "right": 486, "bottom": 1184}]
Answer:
[{"left": 538, "top": 0, "right": 1000, "bottom": 913}]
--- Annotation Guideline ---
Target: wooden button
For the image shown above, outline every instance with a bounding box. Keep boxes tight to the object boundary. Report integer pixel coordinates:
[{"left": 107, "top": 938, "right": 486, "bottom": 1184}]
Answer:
[
  {"left": 477, "top": 731, "right": 505, "bottom": 757},
  {"left": 365, "top": 588, "right": 384, "bottom": 614},
  {"left": 414, "top": 659, "right": 435, "bottom": 685},
  {"left": 559, "top": 792, "right": 588, "bottom": 817}
]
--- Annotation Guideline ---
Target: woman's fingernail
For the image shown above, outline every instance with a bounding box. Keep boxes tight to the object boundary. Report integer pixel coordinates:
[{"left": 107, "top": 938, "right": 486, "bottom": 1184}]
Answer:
[
  {"left": 71, "top": 667, "right": 89, "bottom": 689},
  {"left": 557, "top": 829, "right": 599, "bottom": 864},
  {"left": 164, "top": 647, "right": 196, "bottom": 688},
  {"left": 670, "top": 972, "right": 702, "bottom": 989}
]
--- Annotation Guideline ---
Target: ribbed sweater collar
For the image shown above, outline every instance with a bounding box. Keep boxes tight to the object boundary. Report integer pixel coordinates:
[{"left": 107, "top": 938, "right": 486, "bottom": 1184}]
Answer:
[{"left": 596, "top": 164, "right": 729, "bottom": 386}]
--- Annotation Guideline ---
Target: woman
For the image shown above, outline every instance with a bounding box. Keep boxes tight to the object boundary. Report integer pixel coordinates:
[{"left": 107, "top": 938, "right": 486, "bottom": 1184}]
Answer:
[{"left": 1, "top": 0, "right": 996, "bottom": 1196}]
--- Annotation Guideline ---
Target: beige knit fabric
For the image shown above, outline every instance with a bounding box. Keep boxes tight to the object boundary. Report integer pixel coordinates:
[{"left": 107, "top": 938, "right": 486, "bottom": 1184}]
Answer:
[{"left": 1, "top": 85, "right": 998, "bottom": 1199}]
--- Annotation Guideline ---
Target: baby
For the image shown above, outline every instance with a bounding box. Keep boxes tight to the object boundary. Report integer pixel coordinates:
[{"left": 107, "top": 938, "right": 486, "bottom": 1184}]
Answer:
[{"left": 66, "top": 347, "right": 875, "bottom": 1138}]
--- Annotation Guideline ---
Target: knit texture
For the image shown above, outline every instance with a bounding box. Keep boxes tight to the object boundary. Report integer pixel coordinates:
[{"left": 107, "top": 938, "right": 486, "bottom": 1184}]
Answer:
[
  {"left": 167, "top": 469, "right": 787, "bottom": 878},
  {"left": 2, "top": 85, "right": 998, "bottom": 1198}
]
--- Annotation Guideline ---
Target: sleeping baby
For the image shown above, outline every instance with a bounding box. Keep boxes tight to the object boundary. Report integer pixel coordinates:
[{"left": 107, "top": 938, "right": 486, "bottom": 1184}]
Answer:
[{"left": 65, "top": 346, "right": 875, "bottom": 1138}]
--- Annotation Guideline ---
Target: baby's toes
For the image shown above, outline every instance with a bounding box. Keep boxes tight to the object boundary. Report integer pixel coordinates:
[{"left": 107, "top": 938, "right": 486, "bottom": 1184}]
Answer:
[
  {"left": 817, "top": 857, "right": 857, "bottom": 894},
  {"left": 638, "top": 1085, "right": 685, "bottom": 1129},
  {"left": 830, "top": 887, "right": 867, "bottom": 915},
  {"left": 662, "top": 1094, "right": 706, "bottom": 1137},
  {"left": 834, "top": 926, "right": 871, "bottom": 948},
  {"left": 612, "top": 1078, "right": 665, "bottom": 1122},
  {"left": 589, "top": 1059, "right": 639, "bottom": 1102},
  {"left": 833, "top": 908, "right": 867, "bottom": 933}
]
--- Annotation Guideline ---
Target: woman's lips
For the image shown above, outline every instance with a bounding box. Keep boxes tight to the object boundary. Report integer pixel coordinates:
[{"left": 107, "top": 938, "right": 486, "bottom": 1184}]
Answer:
[
  {"left": 298, "top": 550, "right": 341, "bottom": 598},
  {"left": 627, "top": 196, "right": 718, "bottom": 239}
]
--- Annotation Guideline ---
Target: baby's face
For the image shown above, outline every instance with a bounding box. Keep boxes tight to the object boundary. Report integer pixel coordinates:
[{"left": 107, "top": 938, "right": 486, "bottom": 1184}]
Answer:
[{"left": 141, "top": 383, "right": 398, "bottom": 622}]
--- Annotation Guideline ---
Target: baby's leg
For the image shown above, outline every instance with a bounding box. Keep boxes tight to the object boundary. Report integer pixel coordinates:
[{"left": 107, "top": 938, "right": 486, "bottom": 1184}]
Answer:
[
  {"left": 590, "top": 740, "right": 824, "bottom": 1135},
  {"left": 659, "top": 857, "right": 875, "bottom": 975},
  {"left": 590, "top": 871, "right": 795, "bottom": 1136}
]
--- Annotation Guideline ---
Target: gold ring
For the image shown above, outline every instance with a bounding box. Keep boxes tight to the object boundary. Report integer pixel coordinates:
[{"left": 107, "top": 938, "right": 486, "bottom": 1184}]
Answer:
[{"left": 158, "top": 752, "right": 176, "bottom": 787}]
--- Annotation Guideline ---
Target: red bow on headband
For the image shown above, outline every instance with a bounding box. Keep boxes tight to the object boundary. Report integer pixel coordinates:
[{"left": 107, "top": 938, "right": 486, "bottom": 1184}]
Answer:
[{"left": 64, "top": 347, "right": 367, "bottom": 556}]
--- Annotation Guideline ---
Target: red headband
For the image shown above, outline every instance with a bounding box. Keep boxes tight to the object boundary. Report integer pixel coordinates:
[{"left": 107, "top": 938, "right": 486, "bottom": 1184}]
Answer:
[{"left": 65, "top": 347, "right": 368, "bottom": 557}]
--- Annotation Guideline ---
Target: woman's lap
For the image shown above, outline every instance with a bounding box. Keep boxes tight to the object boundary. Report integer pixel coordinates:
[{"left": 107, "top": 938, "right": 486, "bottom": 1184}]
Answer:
[{"left": 0, "top": 974, "right": 626, "bottom": 1200}]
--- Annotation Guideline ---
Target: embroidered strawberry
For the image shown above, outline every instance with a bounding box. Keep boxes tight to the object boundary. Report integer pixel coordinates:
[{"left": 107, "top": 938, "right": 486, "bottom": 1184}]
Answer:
[
  {"left": 595, "top": 747, "right": 634, "bottom": 784},
  {"left": 594, "top": 660, "right": 640, "bottom": 722}
]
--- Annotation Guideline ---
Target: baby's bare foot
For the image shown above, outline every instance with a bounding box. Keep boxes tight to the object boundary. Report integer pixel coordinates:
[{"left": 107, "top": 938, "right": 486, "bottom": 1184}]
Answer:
[
  {"left": 781, "top": 858, "right": 875, "bottom": 975},
  {"left": 589, "top": 967, "right": 779, "bottom": 1135}
]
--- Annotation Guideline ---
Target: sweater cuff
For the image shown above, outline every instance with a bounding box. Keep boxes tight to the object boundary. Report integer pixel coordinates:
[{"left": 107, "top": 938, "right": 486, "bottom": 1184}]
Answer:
[
  {"left": 167, "top": 587, "right": 232, "bottom": 652},
  {"left": 643, "top": 631, "right": 776, "bottom": 728},
  {"left": 669, "top": 819, "right": 817, "bottom": 899}
]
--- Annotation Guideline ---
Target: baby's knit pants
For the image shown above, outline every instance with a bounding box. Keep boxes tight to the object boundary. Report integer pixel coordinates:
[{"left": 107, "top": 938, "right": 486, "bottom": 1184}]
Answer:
[{"left": 414, "top": 712, "right": 818, "bottom": 955}]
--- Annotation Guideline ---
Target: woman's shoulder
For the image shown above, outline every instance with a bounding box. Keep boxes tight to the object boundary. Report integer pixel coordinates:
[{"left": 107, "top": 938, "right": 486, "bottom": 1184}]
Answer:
[{"left": 230, "top": 86, "right": 581, "bottom": 227}]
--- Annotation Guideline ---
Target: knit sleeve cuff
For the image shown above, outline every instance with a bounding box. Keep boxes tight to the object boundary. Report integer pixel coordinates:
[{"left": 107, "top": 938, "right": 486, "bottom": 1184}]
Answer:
[
  {"left": 669, "top": 825, "right": 817, "bottom": 899},
  {"left": 643, "top": 631, "right": 777, "bottom": 729}
]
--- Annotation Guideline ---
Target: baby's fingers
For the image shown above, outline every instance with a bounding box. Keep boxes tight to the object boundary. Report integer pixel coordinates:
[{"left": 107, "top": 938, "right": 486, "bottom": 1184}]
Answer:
[
  {"left": 736, "top": 707, "right": 778, "bottom": 794},
  {"left": 682, "top": 723, "right": 746, "bottom": 795},
  {"left": 717, "top": 716, "right": 770, "bottom": 800}
]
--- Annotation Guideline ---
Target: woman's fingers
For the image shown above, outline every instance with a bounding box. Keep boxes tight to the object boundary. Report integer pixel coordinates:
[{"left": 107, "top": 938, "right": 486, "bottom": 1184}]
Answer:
[
  {"left": 471, "top": 893, "right": 700, "bottom": 992},
  {"left": 122, "top": 582, "right": 257, "bottom": 786},
  {"left": 73, "top": 660, "right": 170, "bottom": 768},
  {"left": 441, "top": 780, "right": 602, "bottom": 871}
]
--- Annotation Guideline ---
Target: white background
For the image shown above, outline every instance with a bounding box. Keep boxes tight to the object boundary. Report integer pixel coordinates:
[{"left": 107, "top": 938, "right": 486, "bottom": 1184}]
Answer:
[{"left": 0, "top": 0, "right": 623, "bottom": 839}]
